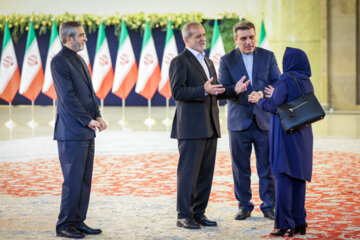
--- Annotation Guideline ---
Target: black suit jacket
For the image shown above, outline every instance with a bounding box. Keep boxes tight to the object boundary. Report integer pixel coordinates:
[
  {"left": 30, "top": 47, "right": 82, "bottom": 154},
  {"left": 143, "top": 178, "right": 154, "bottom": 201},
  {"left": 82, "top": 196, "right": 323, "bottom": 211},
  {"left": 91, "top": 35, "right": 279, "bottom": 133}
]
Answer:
[
  {"left": 51, "top": 46, "right": 101, "bottom": 140},
  {"left": 169, "top": 49, "right": 236, "bottom": 140}
]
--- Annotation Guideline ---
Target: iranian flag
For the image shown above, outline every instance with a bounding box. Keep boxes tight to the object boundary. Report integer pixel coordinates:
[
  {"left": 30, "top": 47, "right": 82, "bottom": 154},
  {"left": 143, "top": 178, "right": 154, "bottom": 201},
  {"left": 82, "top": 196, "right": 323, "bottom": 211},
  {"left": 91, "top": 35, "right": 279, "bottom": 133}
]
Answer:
[
  {"left": 0, "top": 22, "right": 21, "bottom": 103},
  {"left": 209, "top": 20, "right": 225, "bottom": 74},
  {"left": 112, "top": 20, "right": 138, "bottom": 99},
  {"left": 19, "top": 21, "right": 44, "bottom": 101},
  {"left": 92, "top": 22, "right": 114, "bottom": 100},
  {"left": 158, "top": 20, "right": 177, "bottom": 99},
  {"left": 258, "top": 20, "right": 270, "bottom": 50},
  {"left": 135, "top": 21, "right": 161, "bottom": 99},
  {"left": 42, "top": 20, "right": 61, "bottom": 99},
  {"left": 78, "top": 43, "right": 92, "bottom": 75}
]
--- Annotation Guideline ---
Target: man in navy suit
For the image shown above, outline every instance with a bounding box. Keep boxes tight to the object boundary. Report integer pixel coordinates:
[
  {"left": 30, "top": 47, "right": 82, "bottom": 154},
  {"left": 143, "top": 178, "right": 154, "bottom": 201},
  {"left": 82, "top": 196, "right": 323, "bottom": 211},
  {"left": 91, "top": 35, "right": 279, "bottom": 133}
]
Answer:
[
  {"left": 51, "top": 21, "right": 106, "bottom": 239},
  {"left": 218, "top": 20, "right": 281, "bottom": 220},
  {"left": 170, "top": 22, "right": 249, "bottom": 229}
]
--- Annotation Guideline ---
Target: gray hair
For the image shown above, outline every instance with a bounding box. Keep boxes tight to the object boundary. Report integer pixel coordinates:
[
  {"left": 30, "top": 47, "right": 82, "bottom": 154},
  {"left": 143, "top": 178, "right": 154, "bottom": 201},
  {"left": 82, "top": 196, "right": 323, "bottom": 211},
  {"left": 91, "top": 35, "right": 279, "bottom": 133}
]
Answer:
[
  {"left": 233, "top": 20, "right": 255, "bottom": 36},
  {"left": 59, "top": 21, "right": 83, "bottom": 44},
  {"left": 181, "top": 22, "right": 202, "bottom": 39}
]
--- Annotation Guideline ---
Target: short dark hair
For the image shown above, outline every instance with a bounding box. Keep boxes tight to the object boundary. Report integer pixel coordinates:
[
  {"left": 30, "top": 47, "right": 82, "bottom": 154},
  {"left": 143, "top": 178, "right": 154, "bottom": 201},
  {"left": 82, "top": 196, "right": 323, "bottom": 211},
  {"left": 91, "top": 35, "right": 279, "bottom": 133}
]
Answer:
[
  {"left": 59, "top": 21, "right": 83, "bottom": 44},
  {"left": 233, "top": 20, "right": 255, "bottom": 36}
]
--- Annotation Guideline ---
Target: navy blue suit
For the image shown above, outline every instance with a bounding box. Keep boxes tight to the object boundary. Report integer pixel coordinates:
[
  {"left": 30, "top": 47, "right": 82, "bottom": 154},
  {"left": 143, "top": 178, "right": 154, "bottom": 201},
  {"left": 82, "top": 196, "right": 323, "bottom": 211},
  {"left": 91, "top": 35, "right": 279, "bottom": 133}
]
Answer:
[
  {"left": 51, "top": 46, "right": 101, "bottom": 232},
  {"left": 218, "top": 47, "right": 280, "bottom": 213}
]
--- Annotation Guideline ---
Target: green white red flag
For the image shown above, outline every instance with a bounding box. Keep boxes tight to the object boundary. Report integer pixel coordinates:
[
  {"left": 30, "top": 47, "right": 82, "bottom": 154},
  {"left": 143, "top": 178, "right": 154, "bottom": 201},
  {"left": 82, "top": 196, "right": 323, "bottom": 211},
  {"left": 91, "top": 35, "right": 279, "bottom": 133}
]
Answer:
[
  {"left": 0, "top": 22, "right": 21, "bottom": 103},
  {"left": 112, "top": 20, "right": 138, "bottom": 99},
  {"left": 135, "top": 21, "right": 161, "bottom": 99},
  {"left": 42, "top": 20, "right": 61, "bottom": 99},
  {"left": 19, "top": 21, "right": 44, "bottom": 101},
  {"left": 158, "top": 20, "right": 177, "bottom": 99},
  {"left": 92, "top": 22, "right": 114, "bottom": 100},
  {"left": 209, "top": 20, "right": 225, "bottom": 74}
]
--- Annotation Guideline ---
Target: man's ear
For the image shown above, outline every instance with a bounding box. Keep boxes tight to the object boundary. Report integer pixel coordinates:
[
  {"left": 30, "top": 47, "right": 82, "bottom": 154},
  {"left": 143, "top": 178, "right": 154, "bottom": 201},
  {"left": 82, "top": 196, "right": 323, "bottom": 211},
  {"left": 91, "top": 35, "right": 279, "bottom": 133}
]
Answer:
[{"left": 66, "top": 35, "right": 73, "bottom": 44}]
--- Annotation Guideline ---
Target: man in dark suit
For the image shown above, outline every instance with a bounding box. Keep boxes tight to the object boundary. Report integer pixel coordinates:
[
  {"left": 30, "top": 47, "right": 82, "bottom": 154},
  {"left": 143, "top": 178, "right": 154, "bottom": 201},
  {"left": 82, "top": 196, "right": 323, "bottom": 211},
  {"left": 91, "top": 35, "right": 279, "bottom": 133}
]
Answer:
[
  {"left": 169, "top": 21, "right": 249, "bottom": 229},
  {"left": 51, "top": 21, "right": 106, "bottom": 239},
  {"left": 218, "top": 20, "right": 281, "bottom": 221}
]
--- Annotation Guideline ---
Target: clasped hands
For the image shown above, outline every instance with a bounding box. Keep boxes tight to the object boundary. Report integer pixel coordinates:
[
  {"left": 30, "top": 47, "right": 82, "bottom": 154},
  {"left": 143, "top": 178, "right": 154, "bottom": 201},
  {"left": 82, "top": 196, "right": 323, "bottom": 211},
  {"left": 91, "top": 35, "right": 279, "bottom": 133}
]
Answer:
[
  {"left": 204, "top": 76, "right": 250, "bottom": 96},
  {"left": 248, "top": 85, "right": 274, "bottom": 104},
  {"left": 87, "top": 117, "right": 107, "bottom": 132}
]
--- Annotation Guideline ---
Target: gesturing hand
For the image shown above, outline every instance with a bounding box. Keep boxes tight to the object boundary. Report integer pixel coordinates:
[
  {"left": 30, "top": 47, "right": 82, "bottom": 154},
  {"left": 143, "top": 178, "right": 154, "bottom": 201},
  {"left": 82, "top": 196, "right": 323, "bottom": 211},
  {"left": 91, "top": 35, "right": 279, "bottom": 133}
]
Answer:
[
  {"left": 235, "top": 76, "right": 250, "bottom": 94},
  {"left": 204, "top": 77, "right": 225, "bottom": 96}
]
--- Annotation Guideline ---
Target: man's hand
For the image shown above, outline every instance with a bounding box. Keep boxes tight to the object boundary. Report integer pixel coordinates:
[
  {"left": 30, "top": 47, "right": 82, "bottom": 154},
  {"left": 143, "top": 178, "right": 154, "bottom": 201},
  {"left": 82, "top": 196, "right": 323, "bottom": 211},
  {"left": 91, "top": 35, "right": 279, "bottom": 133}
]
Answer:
[
  {"left": 204, "top": 77, "right": 225, "bottom": 96},
  {"left": 264, "top": 85, "right": 274, "bottom": 98},
  {"left": 87, "top": 120, "right": 101, "bottom": 131},
  {"left": 96, "top": 117, "right": 107, "bottom": 132},
  {"left": 248, "top": 91, "right": 264, "bottom": 104},
  {"left": 235, "top": 76, "right": 250, "bottom": 94}
]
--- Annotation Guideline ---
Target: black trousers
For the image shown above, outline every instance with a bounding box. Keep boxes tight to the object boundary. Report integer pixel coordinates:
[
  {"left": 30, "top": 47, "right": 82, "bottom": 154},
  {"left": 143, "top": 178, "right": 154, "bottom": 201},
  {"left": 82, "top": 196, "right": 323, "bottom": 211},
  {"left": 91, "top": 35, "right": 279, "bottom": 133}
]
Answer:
[
  {"left": 177, "top": 137, "right": 217, "bottom": 219},
  {"left": 56, "top": 140, "right": 95, "bottom": 232}
]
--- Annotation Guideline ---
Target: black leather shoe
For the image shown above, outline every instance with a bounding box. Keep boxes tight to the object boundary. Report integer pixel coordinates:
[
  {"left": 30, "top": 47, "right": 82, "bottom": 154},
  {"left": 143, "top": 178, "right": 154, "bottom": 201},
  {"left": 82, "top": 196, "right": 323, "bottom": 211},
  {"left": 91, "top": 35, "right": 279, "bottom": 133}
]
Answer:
[
  {"left": 75, "top": 223, "right": 102, "bottom": 235},
  {"left": 56, "top": 226, "right": 84, "bottom": 239},
  {"left": 235, "top": 209, "right": 251, "bottom": 220},
  {"left": 263, "top": 208, "right": 275, "bottom": 220},
  {"left": 194, "top": 214, "right": 217, "bottom": 227},
  {"left": 176, "top": 218, "right": 201, "bottom": 229}
]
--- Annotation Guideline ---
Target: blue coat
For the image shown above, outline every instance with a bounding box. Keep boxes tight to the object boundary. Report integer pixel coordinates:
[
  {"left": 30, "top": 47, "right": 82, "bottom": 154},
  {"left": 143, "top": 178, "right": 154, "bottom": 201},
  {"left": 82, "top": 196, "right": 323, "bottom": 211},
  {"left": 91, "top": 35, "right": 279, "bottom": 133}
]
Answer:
[
  {"left": 258, "top": 47, "right": 313, "bottom": 182},
  {"left": 218, "top": 47, "right": 281, "bottom": 131},
  {"left": 51, "top": 46, "right": 101, "bottom": 140}
]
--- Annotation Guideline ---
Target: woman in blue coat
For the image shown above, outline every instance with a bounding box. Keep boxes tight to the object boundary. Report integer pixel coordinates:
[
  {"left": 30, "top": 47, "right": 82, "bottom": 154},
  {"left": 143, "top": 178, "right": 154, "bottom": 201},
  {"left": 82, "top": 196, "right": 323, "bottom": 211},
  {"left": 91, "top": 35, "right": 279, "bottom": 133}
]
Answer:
[{"left": 249, "top": 47, "right": 313, "bottom": 237}]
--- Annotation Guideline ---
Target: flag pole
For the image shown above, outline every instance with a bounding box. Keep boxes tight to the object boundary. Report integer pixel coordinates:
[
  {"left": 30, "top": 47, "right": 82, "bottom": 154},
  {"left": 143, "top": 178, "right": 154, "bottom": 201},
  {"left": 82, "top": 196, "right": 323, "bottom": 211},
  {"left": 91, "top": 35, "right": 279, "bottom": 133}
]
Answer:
[
  {"left": 144, "top": 99, "right": 155, "bottom": 128},
  {"left": 49, "top": 99, "right": 56, "bottom": 127},
  {"left": 27, "top": 100, "right": 37, "bottom": 129},
  {"left": 5, "top": 102, "right": 17, "bottom": 129},
  {"left": 161, "top": 98, "right": 171, "bottom": 127},
  {"left": 118, "top": 98, "right": 128, "bottom": 127},
  {"left": 100, "top": 99, "right": 104, "bottom": 115}
]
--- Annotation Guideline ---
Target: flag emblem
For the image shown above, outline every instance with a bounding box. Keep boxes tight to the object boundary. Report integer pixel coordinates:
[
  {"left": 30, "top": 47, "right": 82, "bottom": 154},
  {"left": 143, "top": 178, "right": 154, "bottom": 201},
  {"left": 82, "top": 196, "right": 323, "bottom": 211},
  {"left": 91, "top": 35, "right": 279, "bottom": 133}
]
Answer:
[
  {"left": 27, "top": 55, "right": 39, "bottom": 67},
  {"left": 118, "top": 54, "right": 129, "bottom": 65},
  {"left": 99, "top": 54, "right": 109, "bottom": 67},
  {"left": 3, "top": 56, "right": 14, "bottom": 68}
]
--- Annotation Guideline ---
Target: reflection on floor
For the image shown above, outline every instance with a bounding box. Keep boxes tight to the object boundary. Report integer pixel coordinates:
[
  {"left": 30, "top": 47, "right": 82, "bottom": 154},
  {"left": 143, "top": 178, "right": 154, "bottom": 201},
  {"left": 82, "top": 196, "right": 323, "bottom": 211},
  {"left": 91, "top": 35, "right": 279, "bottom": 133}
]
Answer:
[{"left": 0, "top": 105, "right": 360, "bottom": 140}]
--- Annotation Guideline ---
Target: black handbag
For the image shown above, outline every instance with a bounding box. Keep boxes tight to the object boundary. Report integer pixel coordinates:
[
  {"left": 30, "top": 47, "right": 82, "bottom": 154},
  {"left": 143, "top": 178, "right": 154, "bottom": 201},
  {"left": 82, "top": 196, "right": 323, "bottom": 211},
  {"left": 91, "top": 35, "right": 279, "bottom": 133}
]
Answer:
[{"left": 276, "top": 73, "right": 325, "bottom": 133}]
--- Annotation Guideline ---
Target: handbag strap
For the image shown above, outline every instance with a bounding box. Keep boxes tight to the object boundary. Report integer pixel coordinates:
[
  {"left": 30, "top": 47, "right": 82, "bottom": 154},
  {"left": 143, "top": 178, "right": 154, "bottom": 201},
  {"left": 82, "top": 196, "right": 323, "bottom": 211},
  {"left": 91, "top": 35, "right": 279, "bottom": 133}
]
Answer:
[{"left": 288, "top": 73, "right": 305, "bottom": 96}]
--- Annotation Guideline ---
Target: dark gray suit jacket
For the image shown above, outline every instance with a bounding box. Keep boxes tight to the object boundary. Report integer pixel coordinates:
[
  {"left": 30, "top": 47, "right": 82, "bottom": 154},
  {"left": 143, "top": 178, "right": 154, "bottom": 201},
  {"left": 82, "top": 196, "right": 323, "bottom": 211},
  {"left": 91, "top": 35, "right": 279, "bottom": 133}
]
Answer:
[
  {"left": 218, "top": 47, "right": 281, "bottom": 131},
  {"left": 51, "top": 46, "right": 101, "bottom": 140},
  {"left": 169, "top": 49, "right": 236, "bottom": 140}
]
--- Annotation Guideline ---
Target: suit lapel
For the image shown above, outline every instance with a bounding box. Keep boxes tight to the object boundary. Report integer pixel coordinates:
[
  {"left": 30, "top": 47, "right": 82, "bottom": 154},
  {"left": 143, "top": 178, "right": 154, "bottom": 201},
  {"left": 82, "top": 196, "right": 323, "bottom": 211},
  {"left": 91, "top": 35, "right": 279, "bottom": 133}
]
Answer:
[
  {"left": 252, "top": 47, "right": 260, "bottom": 87},
  {"left": 184, "top": 49, "right": 209, "bottom": 81},
  {"left": 234, "top": 49, "right": 249, "bottom": 80},
  {"left": 204, "top": 57, "right": 215, "bottom": 80}
]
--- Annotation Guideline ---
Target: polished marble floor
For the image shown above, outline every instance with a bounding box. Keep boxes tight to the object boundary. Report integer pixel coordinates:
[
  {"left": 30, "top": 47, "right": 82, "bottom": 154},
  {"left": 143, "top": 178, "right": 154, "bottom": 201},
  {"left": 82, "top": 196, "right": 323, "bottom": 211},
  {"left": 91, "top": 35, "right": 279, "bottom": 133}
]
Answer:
[{"left": 0, "top": 105, "right": 360, "bottom": 140}]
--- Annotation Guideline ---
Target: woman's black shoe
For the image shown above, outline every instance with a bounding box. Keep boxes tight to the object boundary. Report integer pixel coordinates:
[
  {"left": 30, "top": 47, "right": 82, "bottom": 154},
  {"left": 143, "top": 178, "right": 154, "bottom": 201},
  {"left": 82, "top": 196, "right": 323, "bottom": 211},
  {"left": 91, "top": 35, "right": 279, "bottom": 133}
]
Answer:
[
  {"left": 270, "top": 228, "right": 294, "bottom": 237},
  {"left": 294, "top": 223, "right": 307, "bottom": 235}
]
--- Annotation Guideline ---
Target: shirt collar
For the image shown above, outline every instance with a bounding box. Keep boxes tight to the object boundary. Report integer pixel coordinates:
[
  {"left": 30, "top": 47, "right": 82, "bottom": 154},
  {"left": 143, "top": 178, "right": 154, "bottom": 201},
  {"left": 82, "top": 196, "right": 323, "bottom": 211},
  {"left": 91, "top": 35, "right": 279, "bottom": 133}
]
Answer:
[{"left": 186, "top": 47, "right": 205, "bottom": 61}]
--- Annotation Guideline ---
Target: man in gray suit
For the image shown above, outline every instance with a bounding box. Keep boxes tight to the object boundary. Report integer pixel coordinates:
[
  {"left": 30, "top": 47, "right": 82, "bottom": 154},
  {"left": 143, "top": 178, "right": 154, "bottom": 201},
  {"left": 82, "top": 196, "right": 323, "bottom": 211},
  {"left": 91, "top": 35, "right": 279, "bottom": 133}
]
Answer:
[
  {"left": 51, "top": 21, "right": 106, "bottom": 238},
  {"left": 218, "top": 20, "right": 281, "bottom": 221},
  {"left": 169, "top": 21, "right": 249, "bottom": 229}
]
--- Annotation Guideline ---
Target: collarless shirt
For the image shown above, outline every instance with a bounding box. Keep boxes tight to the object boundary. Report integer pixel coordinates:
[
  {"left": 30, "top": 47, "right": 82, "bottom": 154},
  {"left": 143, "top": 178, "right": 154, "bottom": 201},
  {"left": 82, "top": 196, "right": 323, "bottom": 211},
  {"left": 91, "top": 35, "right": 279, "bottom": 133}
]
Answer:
[
  {"left": 241, "top": 51, "right": 254, "bottom": 85},
  {"left": 186, "top": 47, "right": 210, "bottom": 79}
]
